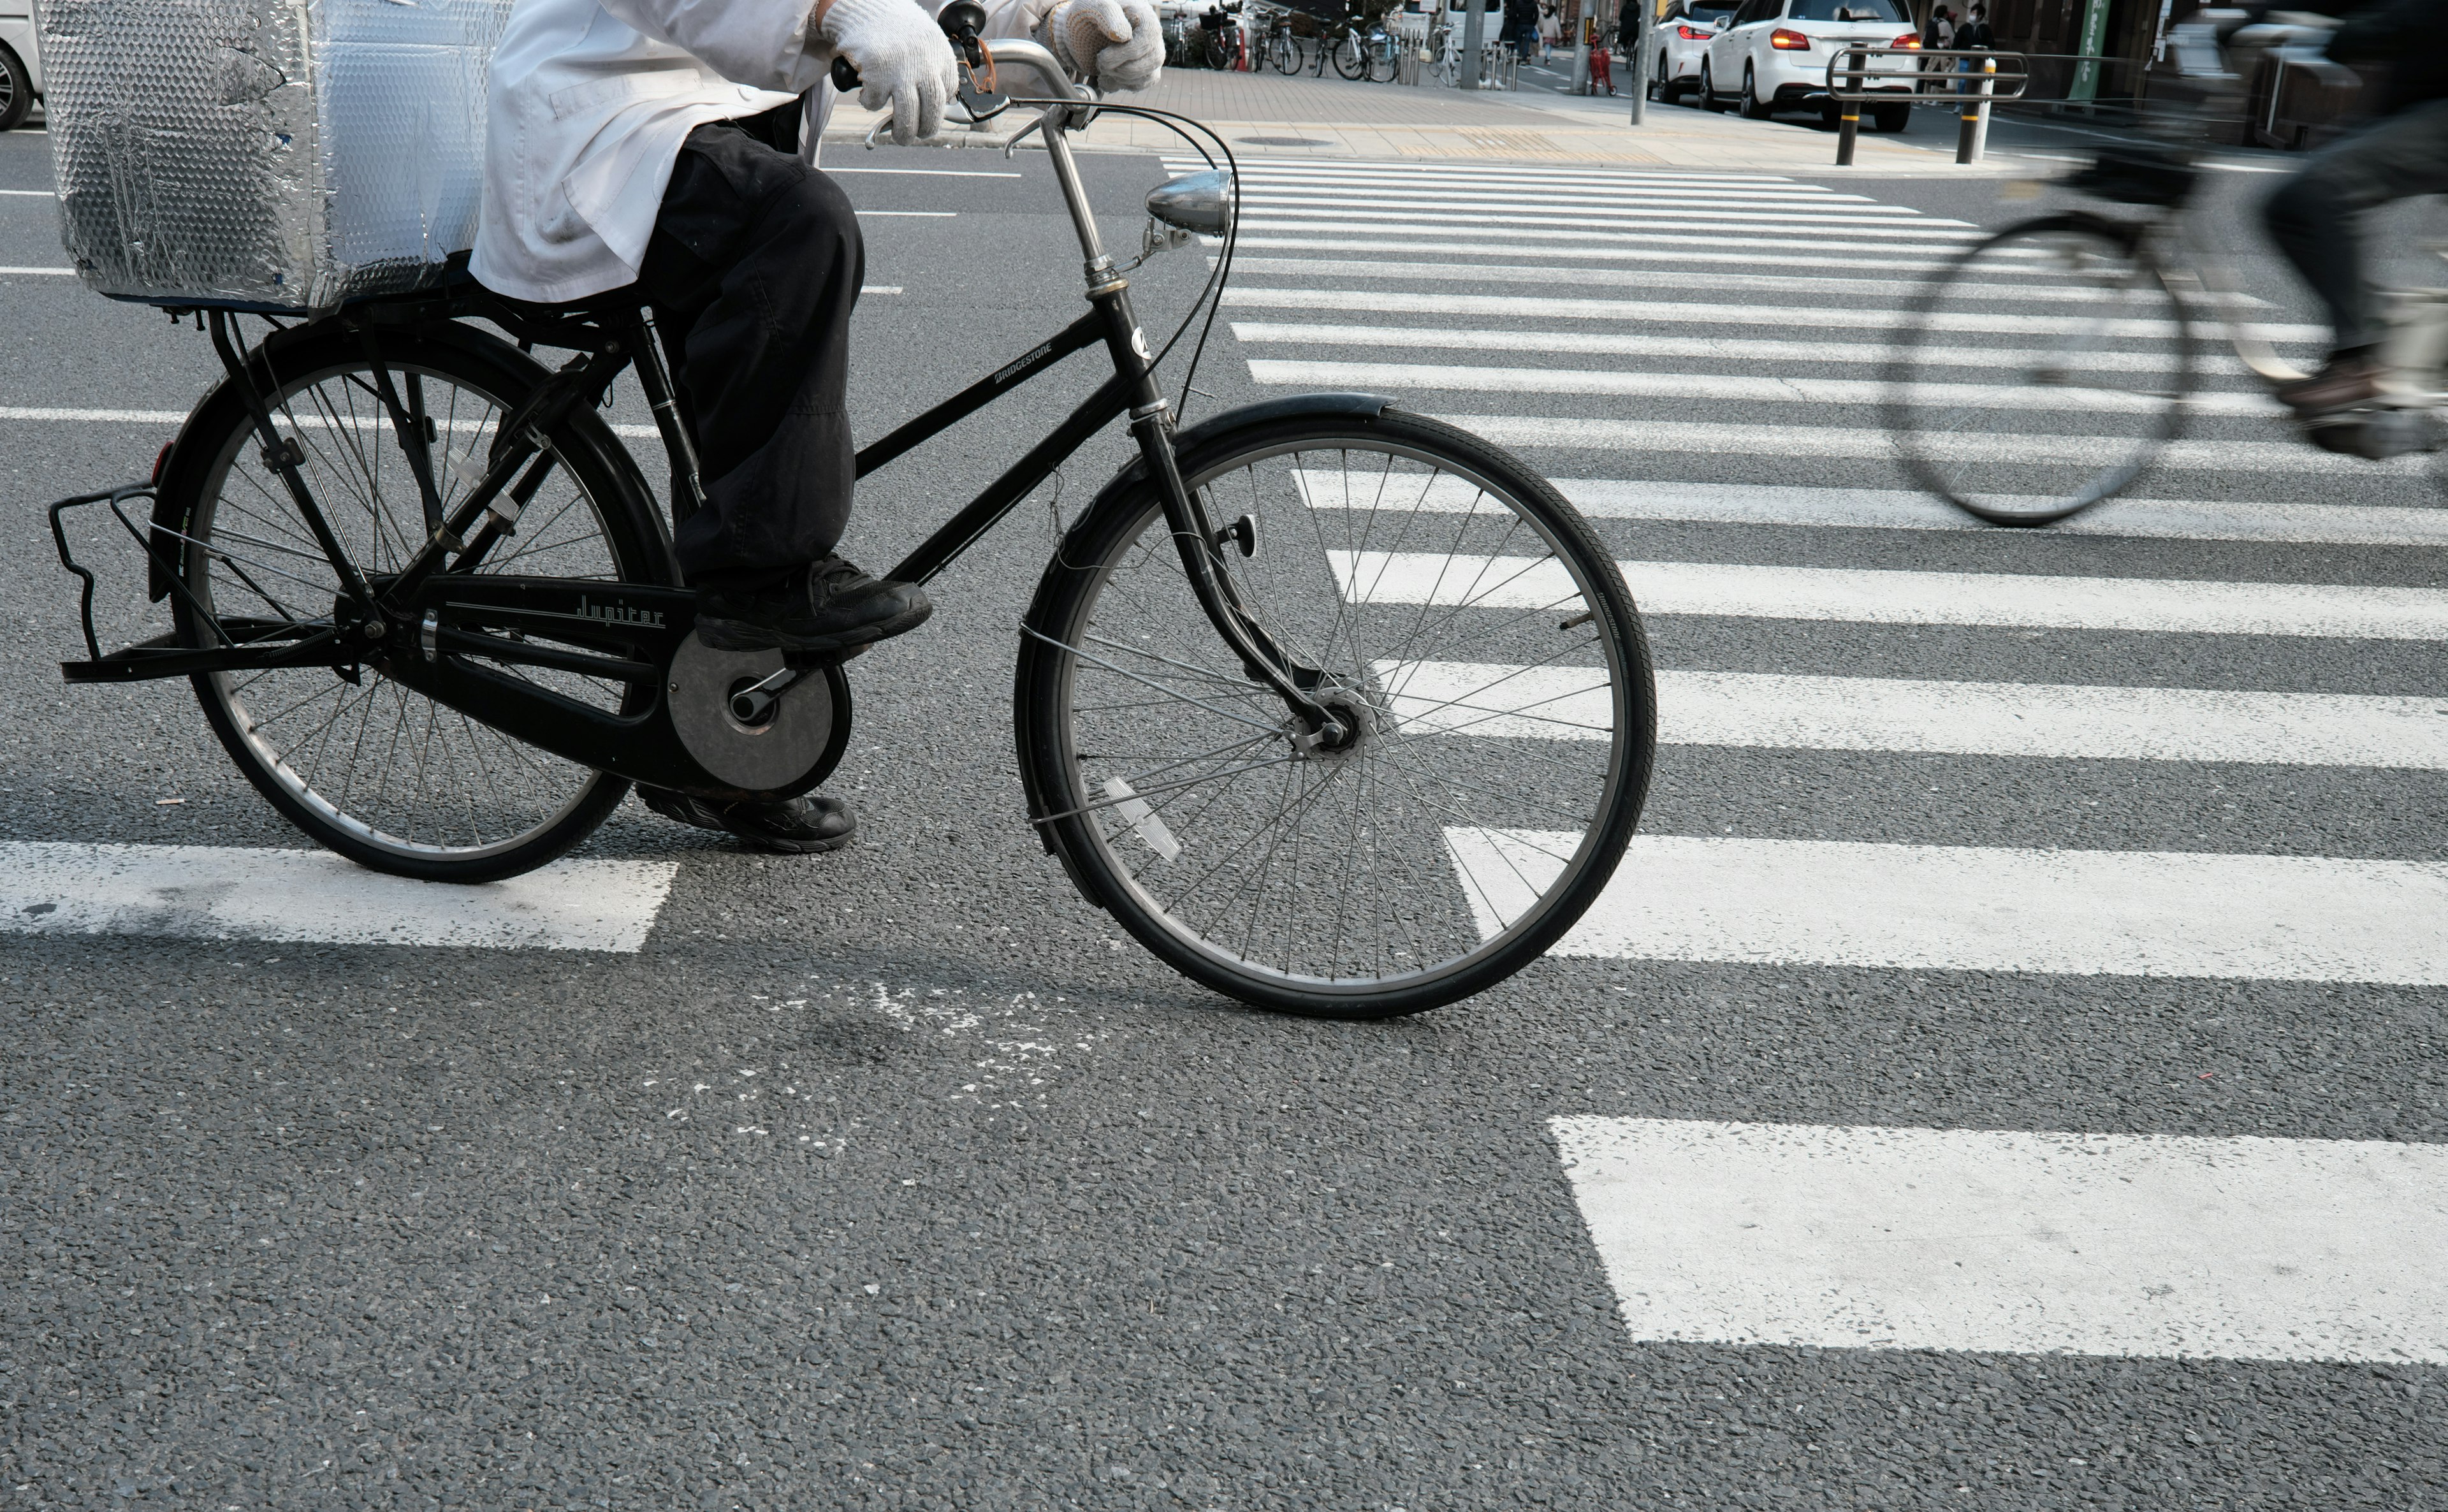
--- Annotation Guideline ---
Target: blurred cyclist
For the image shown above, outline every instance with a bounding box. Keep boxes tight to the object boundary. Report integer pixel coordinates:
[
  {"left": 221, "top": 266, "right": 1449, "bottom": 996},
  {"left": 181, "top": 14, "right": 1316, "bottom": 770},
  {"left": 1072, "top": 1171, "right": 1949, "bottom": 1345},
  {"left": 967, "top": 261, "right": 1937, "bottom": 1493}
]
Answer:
[{"left": 2261, "top": 0, "right": 2448, "bottom": 416}]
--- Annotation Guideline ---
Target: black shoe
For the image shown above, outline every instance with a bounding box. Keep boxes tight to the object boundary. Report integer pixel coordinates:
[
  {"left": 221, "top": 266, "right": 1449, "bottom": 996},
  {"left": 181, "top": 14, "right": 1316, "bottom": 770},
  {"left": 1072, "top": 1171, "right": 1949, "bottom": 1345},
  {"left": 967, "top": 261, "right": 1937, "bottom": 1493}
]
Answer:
[
  {"left": 715, "top": 794, "right": 857, "bottom": 854},
  {"left": 2276, "top": 349, "right": 2386, "bottom": 417},
  {"left": 696, "top": 556, "right": 932, "bottom": 657},
  {"left": 636, "top": 785, "right": 731, "bottom": 832}
]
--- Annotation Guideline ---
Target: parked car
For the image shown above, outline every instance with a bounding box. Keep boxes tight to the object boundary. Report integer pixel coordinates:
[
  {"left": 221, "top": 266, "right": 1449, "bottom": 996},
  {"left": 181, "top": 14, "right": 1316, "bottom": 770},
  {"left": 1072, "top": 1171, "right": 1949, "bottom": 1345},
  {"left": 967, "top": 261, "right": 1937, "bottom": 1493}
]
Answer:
[
  {"left": 1699, "top": 0, "right": 1920, "bottom": 131},
  {"left": 0, "top": 0, "right": 40, "bottom": 132},
  {"left": 1651, "top": 0, "right": 1739, "bottom": 102}
]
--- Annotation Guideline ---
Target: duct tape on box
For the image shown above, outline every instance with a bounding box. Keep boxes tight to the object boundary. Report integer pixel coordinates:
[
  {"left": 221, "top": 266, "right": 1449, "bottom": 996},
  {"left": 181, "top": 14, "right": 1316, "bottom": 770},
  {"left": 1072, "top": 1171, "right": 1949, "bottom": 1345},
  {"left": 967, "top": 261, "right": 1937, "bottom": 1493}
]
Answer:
[{"left": 34, "top": 0, "right": 513, "bottom": 313}]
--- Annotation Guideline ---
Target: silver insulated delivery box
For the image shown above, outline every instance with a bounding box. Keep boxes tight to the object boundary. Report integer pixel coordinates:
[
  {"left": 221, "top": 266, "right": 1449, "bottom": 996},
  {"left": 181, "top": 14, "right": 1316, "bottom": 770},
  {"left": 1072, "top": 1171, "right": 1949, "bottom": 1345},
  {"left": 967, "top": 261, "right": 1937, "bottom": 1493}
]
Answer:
[{"left": 34, "top": 0, "right": 514, "bottom": 312}]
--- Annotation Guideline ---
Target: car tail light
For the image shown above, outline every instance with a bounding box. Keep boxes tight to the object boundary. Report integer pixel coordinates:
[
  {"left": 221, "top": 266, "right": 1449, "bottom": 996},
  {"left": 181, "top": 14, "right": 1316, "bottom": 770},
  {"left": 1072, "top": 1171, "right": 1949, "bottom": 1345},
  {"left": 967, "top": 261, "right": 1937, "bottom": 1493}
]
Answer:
[
  {"left": 1676, "top": 23, "right": 1713, "bottom": 38},
  {"left": 1890, "top": 31, "right": 1921, "bottom": 47},
  {"left": 1769, "top": 27, "right": 1810, "bottom": 48}
]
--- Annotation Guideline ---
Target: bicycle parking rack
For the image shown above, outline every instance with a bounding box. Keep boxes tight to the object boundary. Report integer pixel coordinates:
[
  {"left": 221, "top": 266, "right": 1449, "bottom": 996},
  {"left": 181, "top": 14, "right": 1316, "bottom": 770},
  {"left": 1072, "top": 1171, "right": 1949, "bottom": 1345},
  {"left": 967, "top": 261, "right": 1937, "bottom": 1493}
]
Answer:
[{"left": 1822, "top": 47, "right": 2029, "bottom": 166}]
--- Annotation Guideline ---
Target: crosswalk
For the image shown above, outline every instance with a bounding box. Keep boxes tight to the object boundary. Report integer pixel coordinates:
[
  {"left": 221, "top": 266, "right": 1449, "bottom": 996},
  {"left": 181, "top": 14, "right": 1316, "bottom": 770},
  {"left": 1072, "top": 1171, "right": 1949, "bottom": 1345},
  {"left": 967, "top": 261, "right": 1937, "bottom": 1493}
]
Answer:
[{"left": 1193, "top": 155, "right": 2448, "bottom": 1365}]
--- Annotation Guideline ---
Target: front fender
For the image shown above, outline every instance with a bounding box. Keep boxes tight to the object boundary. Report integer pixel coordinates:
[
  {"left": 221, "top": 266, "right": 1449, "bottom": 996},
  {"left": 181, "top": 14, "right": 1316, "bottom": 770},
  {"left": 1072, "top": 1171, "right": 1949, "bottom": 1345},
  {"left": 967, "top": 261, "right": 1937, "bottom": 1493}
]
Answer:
[{"left": 1079, "top": 391, "right": 1397, "bottom": 521}]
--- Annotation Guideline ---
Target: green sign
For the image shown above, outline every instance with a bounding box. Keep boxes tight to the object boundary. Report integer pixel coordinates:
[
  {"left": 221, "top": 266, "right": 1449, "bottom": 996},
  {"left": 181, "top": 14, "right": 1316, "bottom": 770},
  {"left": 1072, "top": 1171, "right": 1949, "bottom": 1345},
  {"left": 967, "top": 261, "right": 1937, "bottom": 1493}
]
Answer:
[{"left": 2070, "top": 0, "right": 2111, "bottom": 101}]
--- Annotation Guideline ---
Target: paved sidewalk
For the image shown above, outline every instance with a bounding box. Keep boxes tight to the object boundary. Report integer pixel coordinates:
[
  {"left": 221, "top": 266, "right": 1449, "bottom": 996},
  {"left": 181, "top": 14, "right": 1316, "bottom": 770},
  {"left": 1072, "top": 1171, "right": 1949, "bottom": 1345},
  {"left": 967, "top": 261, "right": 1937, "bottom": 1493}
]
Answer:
[{"left": 824, "top": 66, "right": 2028, "bottom": 175}]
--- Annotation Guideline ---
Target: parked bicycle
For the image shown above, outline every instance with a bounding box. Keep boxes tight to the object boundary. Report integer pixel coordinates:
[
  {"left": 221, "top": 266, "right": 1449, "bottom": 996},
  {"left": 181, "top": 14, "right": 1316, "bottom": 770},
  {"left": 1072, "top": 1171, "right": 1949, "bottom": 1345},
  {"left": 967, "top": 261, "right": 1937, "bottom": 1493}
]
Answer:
[
  {"left": 1190, "top": 1, "right": 1244, "bottom": 69},
  {"left": 44, "top": 27, "right": 1656, "bottom": 1017}
]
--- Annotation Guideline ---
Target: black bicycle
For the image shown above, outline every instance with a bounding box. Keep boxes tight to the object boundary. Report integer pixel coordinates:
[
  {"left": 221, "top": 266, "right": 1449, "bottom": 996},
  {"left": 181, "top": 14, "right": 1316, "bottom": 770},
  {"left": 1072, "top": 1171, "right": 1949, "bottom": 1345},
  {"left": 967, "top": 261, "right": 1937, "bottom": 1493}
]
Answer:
[{"left": 46, "top": 24, "right": 1656, "bottom": 1017}]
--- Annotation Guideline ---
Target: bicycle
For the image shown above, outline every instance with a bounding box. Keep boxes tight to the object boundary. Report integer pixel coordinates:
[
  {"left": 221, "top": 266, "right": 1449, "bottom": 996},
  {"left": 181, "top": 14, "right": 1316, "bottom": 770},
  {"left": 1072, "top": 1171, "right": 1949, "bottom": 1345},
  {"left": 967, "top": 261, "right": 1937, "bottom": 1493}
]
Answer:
[
  {"left": 1192, "top": 2, "right": 1243, "bottom": 69},
  {"left": 1883, "top": 16, "right": 2409, "bottom": 527},
  {"left": 43, "top": 22, "right": 1657, "bottom": 1018},
  {"left": 1359, "top": 20, "right": 1402, "bottom": 82},
  {"left": 1264, "top": 11, "right": 1306, "bottom": 74}
]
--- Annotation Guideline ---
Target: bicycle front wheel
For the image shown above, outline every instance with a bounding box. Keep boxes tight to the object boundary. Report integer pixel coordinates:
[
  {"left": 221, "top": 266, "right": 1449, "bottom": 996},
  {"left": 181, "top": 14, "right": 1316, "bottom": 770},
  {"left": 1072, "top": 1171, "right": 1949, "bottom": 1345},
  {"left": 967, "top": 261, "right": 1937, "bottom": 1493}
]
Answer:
[
  {"left": 1016, "top": 409, "right": 1656, "bottom": 1019},
  {"left": 1368, "top": 39, "right": 1400, "bottom": 81},
  {"left": 1334, "top": 31, "right": 1369, "bottom": 78},
  {"left": 1885, "top": 213, "right": 2194, "bottom": 526}
]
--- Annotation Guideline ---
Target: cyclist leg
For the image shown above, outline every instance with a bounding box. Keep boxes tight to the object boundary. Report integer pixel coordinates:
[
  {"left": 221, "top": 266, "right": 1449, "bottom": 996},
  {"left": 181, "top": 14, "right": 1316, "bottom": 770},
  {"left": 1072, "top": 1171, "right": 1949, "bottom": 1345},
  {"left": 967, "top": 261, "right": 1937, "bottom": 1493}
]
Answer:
[
  {"left": 2262, "top": 98, "right": 2448, "bottom": 413},
  {"left": 629, "top": 122, "right": 898, "bottom": 855}
]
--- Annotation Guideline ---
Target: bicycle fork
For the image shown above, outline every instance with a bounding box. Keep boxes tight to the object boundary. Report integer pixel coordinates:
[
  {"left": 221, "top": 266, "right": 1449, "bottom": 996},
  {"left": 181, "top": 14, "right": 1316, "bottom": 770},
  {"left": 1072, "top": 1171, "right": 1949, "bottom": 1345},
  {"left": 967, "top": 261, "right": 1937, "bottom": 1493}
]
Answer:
[{"left": 1037, "top": 125, "right": 1352, "bottom": 749}]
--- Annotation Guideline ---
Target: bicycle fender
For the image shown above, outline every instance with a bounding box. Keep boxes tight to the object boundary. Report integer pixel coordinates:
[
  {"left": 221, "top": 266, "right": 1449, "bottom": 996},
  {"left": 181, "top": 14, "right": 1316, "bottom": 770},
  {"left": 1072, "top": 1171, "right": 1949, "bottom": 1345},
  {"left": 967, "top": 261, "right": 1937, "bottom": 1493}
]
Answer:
[{"left": 1079, "top": 391, "right": 1396, "bottom": 514}]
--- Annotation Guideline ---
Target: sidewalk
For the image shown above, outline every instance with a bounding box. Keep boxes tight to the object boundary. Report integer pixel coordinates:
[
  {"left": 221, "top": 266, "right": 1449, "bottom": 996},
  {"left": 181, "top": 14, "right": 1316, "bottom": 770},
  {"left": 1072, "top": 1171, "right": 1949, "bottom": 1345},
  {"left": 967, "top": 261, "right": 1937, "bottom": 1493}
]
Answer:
[{"left": 823, "top": 66, "right": 2032, "bottom": 175}]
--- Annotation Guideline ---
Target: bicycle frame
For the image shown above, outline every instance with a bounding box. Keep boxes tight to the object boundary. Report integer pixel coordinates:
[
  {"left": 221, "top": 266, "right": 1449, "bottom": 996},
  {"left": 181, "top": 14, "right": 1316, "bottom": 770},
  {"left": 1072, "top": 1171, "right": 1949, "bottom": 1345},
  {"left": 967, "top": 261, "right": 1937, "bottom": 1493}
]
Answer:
[{"left": 55, "top": 41, "right": 1349, "bottom": 756}]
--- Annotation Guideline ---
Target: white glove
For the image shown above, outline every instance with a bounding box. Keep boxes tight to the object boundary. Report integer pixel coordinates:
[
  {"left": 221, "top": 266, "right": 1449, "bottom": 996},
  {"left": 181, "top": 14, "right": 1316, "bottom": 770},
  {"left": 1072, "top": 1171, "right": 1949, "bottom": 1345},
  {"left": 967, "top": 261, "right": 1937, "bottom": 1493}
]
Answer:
[
  {"left": 817, "top": 0, "right": 960, "bottom": 144},
  {"left": 1024, "top": 0, "right": 1165, "bottom": 92}
]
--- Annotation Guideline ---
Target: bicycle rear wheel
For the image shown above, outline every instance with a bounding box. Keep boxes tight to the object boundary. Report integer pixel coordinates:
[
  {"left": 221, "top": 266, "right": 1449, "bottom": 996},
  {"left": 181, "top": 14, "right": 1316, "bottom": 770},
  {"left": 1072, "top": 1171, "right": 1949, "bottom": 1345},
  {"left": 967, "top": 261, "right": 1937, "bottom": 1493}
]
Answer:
[
  {"left": 1017, "top": 409, "right": 1656, "bottom": 1019},
  {"left": 1334, "top": 31, "right": 1369, "bottom": 78},
  {"left": 1368, "top": 38, "right": 1400, "bottom": 81},
  {"left": 160, "top": 322, "right": 669, "bottom": 882},
  {"left": 1884, "top": 212, "right": 2194, "bottom": 527}
]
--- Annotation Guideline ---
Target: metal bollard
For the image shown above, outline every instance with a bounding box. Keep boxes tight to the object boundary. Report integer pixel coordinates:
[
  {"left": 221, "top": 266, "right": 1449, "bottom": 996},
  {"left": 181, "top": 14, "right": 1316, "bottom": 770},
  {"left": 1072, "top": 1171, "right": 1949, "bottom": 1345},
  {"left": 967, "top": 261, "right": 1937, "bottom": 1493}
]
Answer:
[
  {"left": 1835, "top": 47, "right": 1865, "bottom": 166},
  {"left": 1955, "top": 55, "right": 1994, "bottom": 164}
]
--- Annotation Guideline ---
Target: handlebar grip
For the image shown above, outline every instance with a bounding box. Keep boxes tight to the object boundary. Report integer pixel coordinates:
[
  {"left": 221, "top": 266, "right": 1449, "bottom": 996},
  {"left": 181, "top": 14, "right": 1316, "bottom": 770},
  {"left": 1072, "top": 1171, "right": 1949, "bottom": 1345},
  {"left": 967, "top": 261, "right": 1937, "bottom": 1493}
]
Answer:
[{"left": 831, "top": 54, "right": 862, "bottom": 93}]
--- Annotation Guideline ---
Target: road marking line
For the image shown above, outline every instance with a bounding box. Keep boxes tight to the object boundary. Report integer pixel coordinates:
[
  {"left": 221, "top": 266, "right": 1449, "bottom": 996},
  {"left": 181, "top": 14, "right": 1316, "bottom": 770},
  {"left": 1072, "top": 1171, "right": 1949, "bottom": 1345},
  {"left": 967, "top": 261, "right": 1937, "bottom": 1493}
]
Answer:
[
  {"left": 1170, "top": 161, "right": 1817, "bottom": 191},
  {"left": 1330, "top": 551, "right": 2448, "bottom": 639},
  {"left": 0, "top": 842, "right": 678, "bottom": 952},
  {"left": 1234, "top": 205, "right": 1983, "bottom": 238},
  {"left": 1224, "top": 287, "right": 2322, "bottom": 342},
  {"left": 860, "top": 284, "right": 903, "bottom": 293},
  {"left": 1380, "top": 660, "right": 2448, "bottom": 766},
  {"left": 0, "top": 189, "right": 55, "bottom": 197},
  {"left": 1451, "top": 830, "right": 2448, "bottom": 982},
  {"left": 854, "top": 210, "right": 955, "bottom": 217},
  {"left": 1232, "top": 196, "right": 1946, "bottom": 226},
  {"left": 1255, "top": 358, "right": 2273, "bottom": 416},
  {"left": 1299, "top": 472, "right": 2448, "bottom": 547},
  {"left": 1440, "top": 414, "right": 2394, "bottom": 475},
  {"left": 1234, "top": 258, "right": 2132, "bottom": 302},
  {"left": 1239, "top": 321, "right": 2209, "bottom": 374},
  {"left": 1551, "top": 1116, "right": 2448, "bottom": 1363},
  {"left": 1235, "top": 219, "right": 1984, "bottom": 252},
  {"left": 0, "top": 266, "right": 76, "bottom": 275},
  {"left": 1228, "top": 235, "right": 1983, "bottom": 275}
]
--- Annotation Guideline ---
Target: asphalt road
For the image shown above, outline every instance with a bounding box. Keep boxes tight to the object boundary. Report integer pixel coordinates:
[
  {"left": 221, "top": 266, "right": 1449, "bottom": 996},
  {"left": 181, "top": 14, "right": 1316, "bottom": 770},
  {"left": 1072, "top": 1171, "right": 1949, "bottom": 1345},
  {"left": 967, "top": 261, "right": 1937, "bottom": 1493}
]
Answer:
[{"left": 3, "top": 120, "right": 2445, "bottom": 1510}]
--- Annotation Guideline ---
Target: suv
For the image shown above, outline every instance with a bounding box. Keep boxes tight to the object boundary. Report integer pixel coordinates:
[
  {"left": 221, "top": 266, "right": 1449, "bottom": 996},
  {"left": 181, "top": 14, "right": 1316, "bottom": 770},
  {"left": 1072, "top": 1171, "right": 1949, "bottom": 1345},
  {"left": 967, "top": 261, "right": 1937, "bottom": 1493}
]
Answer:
[
  {"left": 0, "top": 0, "right": 39, "bottom": 132},
  {"left": 1652, "top": 0, "right": 1739, "bottom": 102},
  {"left": 1700, "top": 0, "right": 1920, "bottom": 131}
]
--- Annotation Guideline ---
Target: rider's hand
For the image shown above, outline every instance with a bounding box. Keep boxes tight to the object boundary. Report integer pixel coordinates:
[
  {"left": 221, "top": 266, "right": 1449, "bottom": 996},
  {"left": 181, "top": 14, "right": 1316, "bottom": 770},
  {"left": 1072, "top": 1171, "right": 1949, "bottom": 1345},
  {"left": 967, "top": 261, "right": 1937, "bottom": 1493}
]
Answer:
[
  {"left": 1024, "top": 0, "right": 1165, "bottom": 92},
  {"left": 817, "top": 0, "right": 959, "bottom": 143}
]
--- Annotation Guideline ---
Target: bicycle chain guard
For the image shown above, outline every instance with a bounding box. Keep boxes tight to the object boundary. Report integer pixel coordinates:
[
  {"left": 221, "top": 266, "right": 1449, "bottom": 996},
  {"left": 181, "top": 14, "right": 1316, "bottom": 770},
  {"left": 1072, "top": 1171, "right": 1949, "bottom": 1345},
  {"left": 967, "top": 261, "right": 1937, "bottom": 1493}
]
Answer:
[{"left": 666, "top": 637, "right": 842, "bottom": 791}]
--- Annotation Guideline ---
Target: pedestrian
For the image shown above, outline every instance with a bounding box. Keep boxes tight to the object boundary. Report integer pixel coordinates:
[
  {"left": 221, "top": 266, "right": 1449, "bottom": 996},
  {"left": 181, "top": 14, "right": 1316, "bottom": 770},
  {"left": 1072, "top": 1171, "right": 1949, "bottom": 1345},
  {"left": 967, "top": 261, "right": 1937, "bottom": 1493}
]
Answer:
[
  {"left": 1506, "top": 0, "right": 1539, "bottom": 68},
  {"left": 1538, "top": 2, "right": 1560, "bottom": 63},
  {"left": 1918, "top": 4, "right": 1951, "bottom": 92},
  {"left": 1953, "top": 1, "right": 1990, "bottom": 91}
]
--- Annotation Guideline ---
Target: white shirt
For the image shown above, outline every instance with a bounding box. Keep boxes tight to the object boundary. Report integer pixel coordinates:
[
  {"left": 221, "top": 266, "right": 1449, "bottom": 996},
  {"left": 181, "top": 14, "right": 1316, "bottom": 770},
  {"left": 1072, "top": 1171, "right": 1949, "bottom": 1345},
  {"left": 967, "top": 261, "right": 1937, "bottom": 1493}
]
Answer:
[{"left": 472, "top": 0, "right": 1029, "bottom": 303}]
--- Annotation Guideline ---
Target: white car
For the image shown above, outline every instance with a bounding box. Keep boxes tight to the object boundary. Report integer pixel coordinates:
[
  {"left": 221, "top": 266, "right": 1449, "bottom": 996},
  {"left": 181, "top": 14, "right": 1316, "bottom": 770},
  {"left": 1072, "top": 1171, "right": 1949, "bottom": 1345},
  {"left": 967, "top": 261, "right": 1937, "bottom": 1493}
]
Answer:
[
  {"left": 1649, "top": 0, "right": 1739, "bottom": 102},
  {"left": 0, "top": 0, "right": 40, "bottom": 132},
  {"left": 1698, "top": 0, "right": 1921, "bottom": 131}
]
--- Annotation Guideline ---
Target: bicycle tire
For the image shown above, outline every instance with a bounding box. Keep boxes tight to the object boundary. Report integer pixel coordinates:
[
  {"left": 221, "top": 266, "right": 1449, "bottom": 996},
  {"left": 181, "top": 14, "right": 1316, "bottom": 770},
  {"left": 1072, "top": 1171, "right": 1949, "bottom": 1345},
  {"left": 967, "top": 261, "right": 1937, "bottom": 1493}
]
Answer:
[
  {"left": 1272, "top": 34, "right": 1300, "bottom": 73},
  {"left": 1015, "top": 407, "right": 1657, "bottom": 1019},
  {"left": 1334, "top": 31, "right": 1369, "bottom": 78},
  {"left": 1368, "top": 39, "right": 1400, "bottom": 82},
  {"left": 1884, "top": 212, "right": 2192, "bottom": 527},
  {"left": 159, "top": 321, "right": 670, "bottom": 882},
  {"left": 1200, "top": 31, "right": 1229, "bottom": 68}
]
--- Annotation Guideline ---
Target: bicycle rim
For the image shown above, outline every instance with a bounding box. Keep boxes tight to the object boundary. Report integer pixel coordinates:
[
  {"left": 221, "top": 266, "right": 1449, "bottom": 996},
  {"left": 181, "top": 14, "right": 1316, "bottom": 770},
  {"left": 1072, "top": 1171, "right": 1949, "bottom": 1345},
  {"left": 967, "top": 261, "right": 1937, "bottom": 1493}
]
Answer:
[
  {"left": 1030, "top": 417, "right": 1655, "bottom": 1016},
  {"left": 181, "top": 344, "right": 641, "bottom": 874},
  {"left": 1886, "top": 215, "right": 2192, "bottom": 526}
]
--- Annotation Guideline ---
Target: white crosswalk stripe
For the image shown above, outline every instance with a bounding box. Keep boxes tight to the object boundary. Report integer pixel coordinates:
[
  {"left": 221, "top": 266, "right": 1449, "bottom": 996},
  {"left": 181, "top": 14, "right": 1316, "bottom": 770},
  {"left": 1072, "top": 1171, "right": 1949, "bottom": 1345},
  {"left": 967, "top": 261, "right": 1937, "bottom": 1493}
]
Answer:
[
  {"left": 1193, "top": 157, "right": 2448, "bottom": 1362},
  {"left": 0, "top": 842, "right": 677, "bottom": 950}
]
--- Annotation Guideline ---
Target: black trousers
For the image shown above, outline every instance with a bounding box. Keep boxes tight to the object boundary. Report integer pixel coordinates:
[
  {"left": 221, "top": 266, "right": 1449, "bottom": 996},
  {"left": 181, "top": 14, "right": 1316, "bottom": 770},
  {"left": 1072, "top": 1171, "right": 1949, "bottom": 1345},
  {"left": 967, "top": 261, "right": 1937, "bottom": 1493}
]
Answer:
[
  {"left": 636, "top": 120, "right": 864, "bottom": 589},
  {"left": 2263, "top": 98, "right": 2448, "bottom": 354}
]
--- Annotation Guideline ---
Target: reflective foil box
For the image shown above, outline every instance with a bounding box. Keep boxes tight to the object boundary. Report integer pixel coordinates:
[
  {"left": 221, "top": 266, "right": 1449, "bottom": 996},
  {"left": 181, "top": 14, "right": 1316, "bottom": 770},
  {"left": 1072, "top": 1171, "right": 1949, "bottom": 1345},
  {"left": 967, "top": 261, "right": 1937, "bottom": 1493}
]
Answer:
[{"left": 35, "top": 0, "right": 513, "bottom": 312}]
